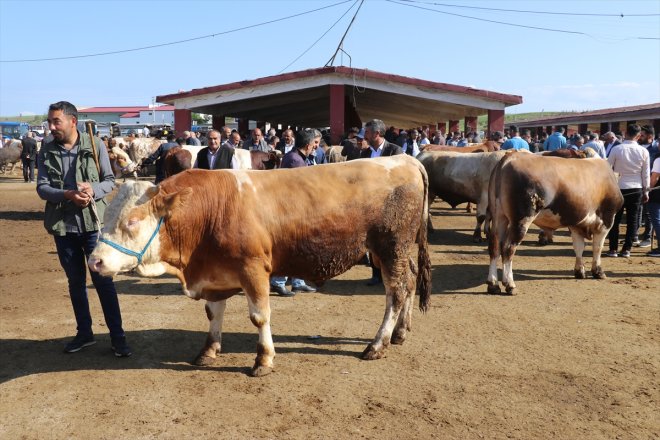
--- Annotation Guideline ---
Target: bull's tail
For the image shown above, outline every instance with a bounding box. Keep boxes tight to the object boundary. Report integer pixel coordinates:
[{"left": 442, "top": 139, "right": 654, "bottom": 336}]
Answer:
[{"left": 416, "top": 162, "right": 432, "bottom": 313}]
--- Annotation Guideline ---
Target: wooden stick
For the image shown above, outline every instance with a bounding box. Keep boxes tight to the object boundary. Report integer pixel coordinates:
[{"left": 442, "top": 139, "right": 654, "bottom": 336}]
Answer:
[{"left": 86, "top": 121, "right": 101, "bottom": 173}]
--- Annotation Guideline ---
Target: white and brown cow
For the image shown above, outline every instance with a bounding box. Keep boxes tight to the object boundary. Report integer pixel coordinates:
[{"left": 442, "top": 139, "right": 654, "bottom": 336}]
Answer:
[
  {"left": 485, "top": 152, "right": 623, "bottom": 295},
  {"left": 88, "top": 155, "right": 432, "bottom": 376},
  {"left": 417, "top": 150, "right": 508, "bottom": 241}
]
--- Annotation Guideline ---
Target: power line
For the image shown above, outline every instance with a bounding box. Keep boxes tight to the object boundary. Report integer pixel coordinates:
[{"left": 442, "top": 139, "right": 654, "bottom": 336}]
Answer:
[
  {"left": 325, "top": 0, "right": 365, "bottom": 67},
  {"left": 396, "top": 0, "right": 660, "bottom": 17},
  {"left": 0, "top": 0, "right": 353, "bottom": 63},
  {"left": 387, "top": 0, "right": 660, "bottom": 40},
  {"left": 278, "top": 0, "right": 359, "bottom": 74}
]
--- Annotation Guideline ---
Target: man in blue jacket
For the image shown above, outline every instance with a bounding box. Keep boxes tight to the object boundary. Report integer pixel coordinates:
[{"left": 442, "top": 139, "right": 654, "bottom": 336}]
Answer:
[{"left": 543, "top": 127, "right": 567, "bottom": 151}]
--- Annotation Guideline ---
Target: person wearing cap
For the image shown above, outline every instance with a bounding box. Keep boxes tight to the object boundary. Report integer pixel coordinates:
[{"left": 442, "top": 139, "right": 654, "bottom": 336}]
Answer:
[
  {"left": 340, "top": 127, "right": 363, "bottom": 161},
  {"left": 501, "top": 126, "right": 530, "bottom": 151}
]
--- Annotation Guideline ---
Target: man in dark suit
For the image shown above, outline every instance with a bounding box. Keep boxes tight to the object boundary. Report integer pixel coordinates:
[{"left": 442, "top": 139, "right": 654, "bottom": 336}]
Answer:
[
  {"left": 21, "top": 132, "right": 38, "bottom": 182},
  {"left": 360, "top": 119, "right": 403, "bottom": 159},
  {"left": 360, "top": 119, "right": 403, "bottom": 285},
  {"left": 604, "top": 131, "right": 621, "bottom": 157}
]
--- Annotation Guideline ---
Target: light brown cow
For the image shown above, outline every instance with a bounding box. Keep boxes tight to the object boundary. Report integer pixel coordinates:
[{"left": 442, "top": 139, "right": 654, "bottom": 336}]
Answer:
[
  {"left": 88, "top": 155, "right": 432, "bottom": 376},
  {"left": 422, "top": 141, "right": 501, "bottom": 154},
  {"left": 485, "top": 152, "right": 623, "bottom": 295}
]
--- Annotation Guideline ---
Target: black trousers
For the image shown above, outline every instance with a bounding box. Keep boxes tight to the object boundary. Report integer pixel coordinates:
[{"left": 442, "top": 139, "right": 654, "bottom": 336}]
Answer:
[
  {"left": 21, "top": 159, "right": 35, "bottom": 182},
  {"left": 608, "top": 188, "right": 643, "bottom": 252}
]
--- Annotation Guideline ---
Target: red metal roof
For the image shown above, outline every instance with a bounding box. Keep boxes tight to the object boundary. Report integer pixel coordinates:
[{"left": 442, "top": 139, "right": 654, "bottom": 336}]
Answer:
[
  {"left": 79, "top": 106, "right": 175, "bottom": 113},
  {"left": 512, "top": 102, "right": 660, "bottom": 126},
  {"left": 156, "top": 66, "right": 522, "bottom": 106},
  {"left": 119, "top": 112, "right": 139, "bottom": 118}
]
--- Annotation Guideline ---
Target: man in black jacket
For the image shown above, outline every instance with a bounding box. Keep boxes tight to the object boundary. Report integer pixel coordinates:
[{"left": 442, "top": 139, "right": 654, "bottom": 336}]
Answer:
[
  {"left": 360, "top": 119, "right": 403, "bottom": 159},
  {"left": 194, "top": 129, "right": 237, "bottom": 169},
  {"left": 21, "top": 132, "right": 38, "bottom": 182}
]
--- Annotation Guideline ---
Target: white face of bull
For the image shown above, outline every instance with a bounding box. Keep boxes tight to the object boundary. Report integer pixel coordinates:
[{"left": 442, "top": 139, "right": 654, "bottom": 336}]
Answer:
[{"left": 88, "top": 181, "right": 191, "bottom": 277}]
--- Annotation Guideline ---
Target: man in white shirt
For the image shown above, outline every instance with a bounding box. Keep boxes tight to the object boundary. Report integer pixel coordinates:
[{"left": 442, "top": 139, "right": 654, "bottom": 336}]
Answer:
[{"left": 605, "top": 124, "right": 650, "bottom": 258}]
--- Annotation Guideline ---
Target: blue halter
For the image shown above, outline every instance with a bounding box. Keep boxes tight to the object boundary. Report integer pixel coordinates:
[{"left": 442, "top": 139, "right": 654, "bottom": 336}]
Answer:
[{"left": 99, "top": 217, "right": 164, "bottom": 265}]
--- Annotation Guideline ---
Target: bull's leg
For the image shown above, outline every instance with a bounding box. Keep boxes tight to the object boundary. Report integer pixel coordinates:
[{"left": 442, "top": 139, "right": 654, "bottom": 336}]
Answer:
[
  {"left": 193, "top": 300, "right": 227, "bottom": 366},
  {"left": 487, "top": 215, "right": 507, "bottom": 294},
  {"left": 427, "top": 193, "right": 436, "bottom": 234},
  {"left": 391, "top": 257, "right": 416, "bottom": 345},
  {"left": 538, "top": 228, "right": 555, "bottom": 246},
  {"left": 570, "top": 230, "right": 586, "bottom": 279},
  {"left": 473, "top": 197, "right": 488, "bottom": 242},
  {"left": 501, "top": 218, "right": 533, "bottom": 295},
  {"left": 466, "top": 202, "right": 473, "bottom": 213},
  {"left": 363, "top": 255, "right": 408, "bottom": 360},
  {"left": 591, "top": 227, "right": 609, "bottom": 279},
  {"left": 241, "top": 273, "right": 275, "bottom": 377}
]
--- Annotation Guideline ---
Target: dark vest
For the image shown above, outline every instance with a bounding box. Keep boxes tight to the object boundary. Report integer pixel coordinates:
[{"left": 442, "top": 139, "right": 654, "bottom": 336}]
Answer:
[{"left": 196, "top": 146, "right": 234, "bottom": 170}]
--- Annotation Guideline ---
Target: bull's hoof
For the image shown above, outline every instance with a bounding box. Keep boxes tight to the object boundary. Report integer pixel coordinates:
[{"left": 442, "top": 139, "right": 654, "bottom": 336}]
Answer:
[
  {"left": 538, "top": 239, "right": 548, "bottom": 247},
  {"left": 390, "top": 330, "right": 407, "bottom": 345},
  {"left": 487, "top": 283, "right": 501, "bottom": 294},
  {"left": 574, "top": 269, "right": 586, "bottom": 279},
  {"left": 193, "top": 354, "right": 216, "bottom": 367},
  {"left": 504, "top": 285, "right": 517, "bottom": 295},
  {"left": 472, "top": 235, "right": 483, "bottom": 243},
  {"left": 250, "top": 365, "right": 273, "bottom": 377},
  {"left": 361, "top": 345, "right": 385, "bottom": 360},
  {"left": 592, "top": 268, "right": 606, "bottom": 280}
]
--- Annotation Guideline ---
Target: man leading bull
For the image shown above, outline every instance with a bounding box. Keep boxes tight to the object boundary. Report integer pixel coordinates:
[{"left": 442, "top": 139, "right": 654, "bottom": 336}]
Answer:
[{"left": 36, "top": 101, "right": 132, "bottom": 357}]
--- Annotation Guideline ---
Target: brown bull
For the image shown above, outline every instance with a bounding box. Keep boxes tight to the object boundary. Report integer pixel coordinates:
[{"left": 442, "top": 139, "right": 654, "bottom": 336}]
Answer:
[
  {"left": 422, "top": 140, "right": 501, "bottom": 153},
  {"left": 485, "top": 152, "right": 623, "bottom": 294},
  {"left": 88, "top": 155, "right": 431, "bottom": 376}
]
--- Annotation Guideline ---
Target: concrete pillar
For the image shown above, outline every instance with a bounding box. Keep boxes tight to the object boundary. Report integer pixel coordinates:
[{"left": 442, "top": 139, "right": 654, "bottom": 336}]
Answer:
[
  {"left": 238, "top": 118, "right": 249, "bottom": 136},
  {"left": 487, "top": 110, "right": 504, "bottom": 136},
  {"left": 653, "top": 118, "right": 660, "bottom": 136},
  {"left": 464, "top": 116, "right": 477, "bottom": 133},
  {"left": 436, "top": 122, "right": 447, "bottom": 134},
  {"left": 329, "top": 84, "right": 345, "bottom": 145},
  {"left": 212, "top": 114, "right": 225, "bottom": 131},
  {"left": 174, "top": 109, "right": 191, "bottom": 136},
  {"left": 448, "top": 120, "right": 460, "bottom": 135}
]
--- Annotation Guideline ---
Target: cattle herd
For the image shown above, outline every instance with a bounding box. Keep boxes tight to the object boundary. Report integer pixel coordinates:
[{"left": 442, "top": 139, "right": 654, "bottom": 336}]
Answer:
[{"left": 73, "top": 136, "right": 626, "bottom": 376}]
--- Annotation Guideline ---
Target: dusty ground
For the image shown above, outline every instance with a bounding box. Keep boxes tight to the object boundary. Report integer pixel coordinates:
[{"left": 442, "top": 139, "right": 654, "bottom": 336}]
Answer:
[{"left": 0, "top": 174, "right": 658, "bottom": 440}]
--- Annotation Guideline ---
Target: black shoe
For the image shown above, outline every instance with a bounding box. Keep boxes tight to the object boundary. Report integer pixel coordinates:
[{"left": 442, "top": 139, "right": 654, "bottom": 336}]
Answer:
[
  {"left": 292, "top": 285, "right": 316, "bottom": 293},
  {"left": 366, "top": 277, "right": 382, "bottom": 286},
  {"left": 271, "top": 284, "right": 295, "bottom": 297},
  {"left": 64, "top": 333, "right": 96, "bottom": 353},
  {"left": 111, "top": 336, "right": 132, "bottom": 357}
]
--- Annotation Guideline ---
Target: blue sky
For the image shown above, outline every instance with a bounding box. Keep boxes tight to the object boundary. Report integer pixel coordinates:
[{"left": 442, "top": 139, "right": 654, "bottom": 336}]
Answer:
[{"left": 1, "top": 0, "right": 658, "bottom": 117}]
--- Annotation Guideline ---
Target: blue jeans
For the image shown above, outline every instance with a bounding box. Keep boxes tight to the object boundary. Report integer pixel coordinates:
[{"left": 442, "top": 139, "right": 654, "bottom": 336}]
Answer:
[
  {"left": 649, "top": 202, "right": 660, "bottom": 249},
  {"left": 270, "top": 276, "right": 307, "bottom": 289},
  {"left": 54, "top": 232, "right": 125, "bottom": 338}
]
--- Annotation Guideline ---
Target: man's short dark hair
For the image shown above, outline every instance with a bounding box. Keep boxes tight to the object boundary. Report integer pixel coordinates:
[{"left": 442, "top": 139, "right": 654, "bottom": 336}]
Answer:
[
  {"left": 176, "top": 137, "right": 185, "bottom": 145},
  {"left": 167, "top": 134, "right": 176, "bottom": 142},
  {"left": 588, "top": 133, "right": 597, "bottom": 140},
  {"left": 641, "top": 124, "right": 655, "bottom": 136},
  {"left": 365, "top": 119, "right": 386, "bottom": 137},
  {"left": 556, "top": 127, "right": 565, "bottom": 134},
  {"left": 626, "top": 124, "right": 641, "bottom": 138},
  {"left": 48, "top": 101, "right": 78, "bottom": 120}
]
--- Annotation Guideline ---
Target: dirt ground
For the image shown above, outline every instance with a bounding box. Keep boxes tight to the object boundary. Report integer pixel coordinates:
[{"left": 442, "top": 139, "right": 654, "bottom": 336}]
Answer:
[{"left": 0, "top": 174, "right": 658, "bottom": 440}]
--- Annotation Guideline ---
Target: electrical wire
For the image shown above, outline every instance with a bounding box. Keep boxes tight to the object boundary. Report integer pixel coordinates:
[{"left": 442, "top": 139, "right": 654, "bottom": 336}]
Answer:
[
  {"left": 0, "top": 0, "right": 353, "bottom": 63},
  {"left": 278, "top": 0, "right": 359, "bottom": 74},
  {"left": 396, "top": 0, "right": 660, "bottom": 17},
  {"left": 386, "top": 0, "right": 660, "bottom": 40}
]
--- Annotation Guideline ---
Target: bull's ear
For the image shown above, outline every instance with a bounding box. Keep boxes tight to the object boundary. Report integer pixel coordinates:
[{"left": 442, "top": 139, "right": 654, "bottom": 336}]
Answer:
[
  {"left": 145, "top": 186, "right": 160, "bottom": 199},
  {"left": 152, "top": 187, "right": 193, "bottom": 218}
]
